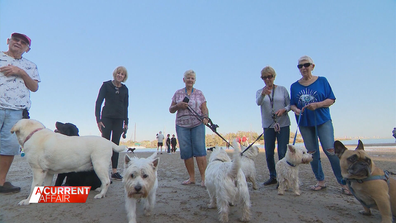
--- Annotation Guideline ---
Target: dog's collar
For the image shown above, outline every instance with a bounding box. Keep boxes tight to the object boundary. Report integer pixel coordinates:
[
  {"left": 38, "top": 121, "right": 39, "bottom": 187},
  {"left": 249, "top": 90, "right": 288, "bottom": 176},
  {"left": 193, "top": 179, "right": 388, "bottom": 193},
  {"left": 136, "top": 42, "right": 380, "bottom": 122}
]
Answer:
[
  {"left": 286, "top": 161, "right": 296, "bottom": 167},
  {"left": 23, "top": 128, "right": 44, "bottom": 146}
]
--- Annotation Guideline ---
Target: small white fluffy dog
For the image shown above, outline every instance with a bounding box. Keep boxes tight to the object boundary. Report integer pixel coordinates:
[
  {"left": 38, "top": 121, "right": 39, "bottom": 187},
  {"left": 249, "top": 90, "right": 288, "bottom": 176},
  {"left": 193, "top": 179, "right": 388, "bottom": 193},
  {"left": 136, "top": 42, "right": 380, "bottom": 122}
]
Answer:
[
  {"left": 276, "top": 144, "right": 313, "bottom": 196},
  {"left": 123, "top": 152, "right": 159, "bottom": 223},
  {"left": 205, "top": 140, "right": 251, "bottom": 222},
  {"left": 240, "top": 144, "right": 259, "bottom": 190},
  {"left": 10, "top": 119, "right": 128, "bottom": 205}
]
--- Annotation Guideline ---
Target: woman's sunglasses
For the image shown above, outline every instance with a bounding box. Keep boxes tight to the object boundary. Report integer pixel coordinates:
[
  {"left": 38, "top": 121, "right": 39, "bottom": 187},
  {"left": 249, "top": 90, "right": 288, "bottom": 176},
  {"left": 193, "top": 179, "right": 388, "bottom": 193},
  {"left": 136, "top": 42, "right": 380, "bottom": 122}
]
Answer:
[
  {"left": 261, "top": 75, "right": 274, "bottom": 80},
  {"left": 297, "top": 63, "right": 312, "bottom": 69}
]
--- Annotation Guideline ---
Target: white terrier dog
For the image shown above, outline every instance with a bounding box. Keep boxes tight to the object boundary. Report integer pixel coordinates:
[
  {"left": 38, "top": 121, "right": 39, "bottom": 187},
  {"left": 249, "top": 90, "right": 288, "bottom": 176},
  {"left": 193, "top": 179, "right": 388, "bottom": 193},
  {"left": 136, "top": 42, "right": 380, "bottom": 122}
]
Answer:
[
  {"left": 123, "top": 152, "right": 159, "bottom": 223},
  {"left": 205, "top": 140, "right": 251, "bottom": 222},
  {"left": 276, "top": 144, "right": 313, "bottom": 196},
  {"left": 240, "top": 144, "right": 259, "bottom": 190}
]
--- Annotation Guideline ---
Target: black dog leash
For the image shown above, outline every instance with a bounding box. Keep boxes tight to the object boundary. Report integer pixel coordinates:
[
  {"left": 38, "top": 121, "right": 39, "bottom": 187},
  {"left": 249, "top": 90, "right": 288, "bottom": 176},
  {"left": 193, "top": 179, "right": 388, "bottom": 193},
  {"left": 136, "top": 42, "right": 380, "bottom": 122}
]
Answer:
[
  {"left": 240, "top": 133, "right": 263, "bottom": 156},
  {"left": 183, "top": 97, "right": 231, "bottom": 147},
  {"left": 240, "top": 120, "right": 277, "bottom": 156},
  {"left": 188, "top": 105, "right": 230, "bottom": 146}
]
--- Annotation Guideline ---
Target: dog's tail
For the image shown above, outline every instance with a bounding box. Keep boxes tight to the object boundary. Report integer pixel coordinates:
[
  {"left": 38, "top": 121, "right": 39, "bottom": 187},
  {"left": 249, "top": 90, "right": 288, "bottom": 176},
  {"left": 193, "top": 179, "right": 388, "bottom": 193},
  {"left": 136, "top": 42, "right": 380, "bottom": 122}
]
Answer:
[
  {"left": 112, "top": 144, "right": 129, "bottom": 153},
  {"left": 228, "top": 139, "right": 242, "bottom": 178}
]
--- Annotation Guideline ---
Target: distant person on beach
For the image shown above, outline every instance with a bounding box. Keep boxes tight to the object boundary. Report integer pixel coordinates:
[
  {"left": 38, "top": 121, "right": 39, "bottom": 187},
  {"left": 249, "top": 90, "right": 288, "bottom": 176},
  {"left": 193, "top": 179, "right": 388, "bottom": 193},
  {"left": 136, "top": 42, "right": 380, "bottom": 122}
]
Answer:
[
  {"left": 290, "top": 55, "right": 351, "bottom": 195},
  {"left": 169, "top": 69, "right": 209, "bottom": 187},
  {"left": 171, "top": 134, "right": 177, "bottom": 153},
  {"left": 0, "top": 33, "right": 40, "bottom": 193},
  {"left": 95, "top": 66, "right": 129, "bottom": 181},
  {"left": 156, "top": 131, "right": 164, "bottom": 154},
  {"left": 166, "top": 134, "right": 171, "bottom": 153},
  {"left": 256, "top": 66, "right": 291, "bottom": 186},
  {"left": 393, "top": 128, "right": 396, "bottom": 139}
]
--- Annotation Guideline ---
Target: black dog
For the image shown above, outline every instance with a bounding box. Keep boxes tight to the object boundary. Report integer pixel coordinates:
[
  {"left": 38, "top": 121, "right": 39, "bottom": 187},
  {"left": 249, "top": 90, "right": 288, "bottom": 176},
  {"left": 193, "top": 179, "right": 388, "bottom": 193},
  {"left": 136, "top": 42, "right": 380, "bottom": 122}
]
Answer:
[{"left": 54, "top": 122, "right": 102, "bottom": 190}]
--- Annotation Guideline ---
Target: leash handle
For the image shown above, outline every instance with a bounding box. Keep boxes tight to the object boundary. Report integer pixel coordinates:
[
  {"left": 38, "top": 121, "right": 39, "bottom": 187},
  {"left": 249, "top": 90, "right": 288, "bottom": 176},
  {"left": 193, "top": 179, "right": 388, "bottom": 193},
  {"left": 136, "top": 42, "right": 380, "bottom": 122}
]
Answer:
[{"left": 292, "top": 112, "right": 302, "bottom": 145}]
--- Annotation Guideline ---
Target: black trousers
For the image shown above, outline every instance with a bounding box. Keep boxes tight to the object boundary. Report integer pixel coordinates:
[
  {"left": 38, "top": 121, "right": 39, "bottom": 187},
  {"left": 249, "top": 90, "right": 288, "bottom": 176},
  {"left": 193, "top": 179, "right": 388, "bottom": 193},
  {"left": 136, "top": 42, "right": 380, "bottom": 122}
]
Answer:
[{"left": 101, "top": 117, "right": 123, "bottom": 169}]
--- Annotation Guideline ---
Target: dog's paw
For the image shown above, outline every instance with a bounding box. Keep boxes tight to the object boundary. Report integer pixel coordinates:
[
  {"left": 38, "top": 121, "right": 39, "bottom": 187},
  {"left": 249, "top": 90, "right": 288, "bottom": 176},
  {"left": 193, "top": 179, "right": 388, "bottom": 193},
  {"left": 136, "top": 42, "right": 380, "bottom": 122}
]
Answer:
[
  {"left": 240, "top": 216, "right": 251, "bottom": 222},
  {"left": 143, "top": 209, "right": 151, "bottom": 216},
  {"left": 359, "top": 210, "right": 372, "bottom": 216},
  {"left": 18, "top": 199, "right": 30, "bottom": 206},
  {"left": 207, "top": 203, "right": 216, "bottom": 209},
  {"left": 94, "top": 194, "right": 105, "bottom": 199},
  {"left": 277, "top": 190, "right": 284, "bottom": 195},
  {"left": 219, "top": 213, "right": 229, "bottom": 223}
]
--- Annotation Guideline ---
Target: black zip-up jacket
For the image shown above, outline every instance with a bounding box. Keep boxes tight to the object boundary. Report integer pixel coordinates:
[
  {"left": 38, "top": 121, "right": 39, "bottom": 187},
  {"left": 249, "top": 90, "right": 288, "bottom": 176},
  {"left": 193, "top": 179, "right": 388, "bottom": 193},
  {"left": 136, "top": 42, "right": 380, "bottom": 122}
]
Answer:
[{"left": 95, "top": 80, "right": 129, "bottom": 125}]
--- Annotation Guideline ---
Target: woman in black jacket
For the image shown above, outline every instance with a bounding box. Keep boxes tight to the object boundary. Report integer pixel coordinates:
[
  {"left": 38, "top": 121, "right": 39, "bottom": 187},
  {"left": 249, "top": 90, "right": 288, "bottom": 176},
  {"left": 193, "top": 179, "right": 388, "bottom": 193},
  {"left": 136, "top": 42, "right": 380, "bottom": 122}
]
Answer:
[{"left": 95, "top": 66, "right": 129, "bottom": 180}]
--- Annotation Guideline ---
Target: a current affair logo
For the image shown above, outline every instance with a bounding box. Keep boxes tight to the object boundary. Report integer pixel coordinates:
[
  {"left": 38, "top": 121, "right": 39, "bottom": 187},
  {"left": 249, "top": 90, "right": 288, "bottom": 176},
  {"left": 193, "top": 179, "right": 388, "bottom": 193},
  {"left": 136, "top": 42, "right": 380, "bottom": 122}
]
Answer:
[{"left": 29, "top": 186, "right": 91, "bottom": 203}]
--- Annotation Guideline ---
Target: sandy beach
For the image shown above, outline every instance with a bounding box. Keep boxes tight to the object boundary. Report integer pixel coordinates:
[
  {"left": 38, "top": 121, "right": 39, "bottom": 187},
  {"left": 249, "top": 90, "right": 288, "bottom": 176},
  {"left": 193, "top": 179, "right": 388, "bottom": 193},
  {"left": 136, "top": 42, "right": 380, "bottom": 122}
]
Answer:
[{"left": 1, "top": 144, "right": 395, "bottom": 223}]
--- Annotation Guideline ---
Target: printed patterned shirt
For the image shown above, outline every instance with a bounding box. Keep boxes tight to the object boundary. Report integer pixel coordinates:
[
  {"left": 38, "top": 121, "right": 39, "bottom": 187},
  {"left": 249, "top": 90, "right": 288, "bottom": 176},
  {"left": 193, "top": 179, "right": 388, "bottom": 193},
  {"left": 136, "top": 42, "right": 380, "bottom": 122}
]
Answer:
[
  {"left": 290, "top": 76, "right": 335, "bottom": 127},
  {"left": 0, "top": 52, "right": 40, "bottom": 110},
  {"left": 171, "top": 88, "right": 206, "bottom": 128}
]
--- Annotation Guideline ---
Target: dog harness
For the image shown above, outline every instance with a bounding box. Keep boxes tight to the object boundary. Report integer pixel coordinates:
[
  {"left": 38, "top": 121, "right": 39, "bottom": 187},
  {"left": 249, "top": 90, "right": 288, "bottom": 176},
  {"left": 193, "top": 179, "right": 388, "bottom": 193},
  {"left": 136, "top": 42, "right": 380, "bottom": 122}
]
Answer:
[{"left": 345, "top": 171, "right": 390, "bottom": 209}]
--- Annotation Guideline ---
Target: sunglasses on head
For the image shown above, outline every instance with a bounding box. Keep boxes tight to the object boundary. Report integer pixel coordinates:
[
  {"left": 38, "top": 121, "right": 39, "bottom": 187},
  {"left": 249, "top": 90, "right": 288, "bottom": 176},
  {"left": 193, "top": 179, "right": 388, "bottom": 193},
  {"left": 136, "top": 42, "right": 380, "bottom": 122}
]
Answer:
[
  {"left": 261, "top": 75, "right": 274, "bottom": 80},
  {"left": 297, "top": 63, "right": 312, "bottom": 69}
]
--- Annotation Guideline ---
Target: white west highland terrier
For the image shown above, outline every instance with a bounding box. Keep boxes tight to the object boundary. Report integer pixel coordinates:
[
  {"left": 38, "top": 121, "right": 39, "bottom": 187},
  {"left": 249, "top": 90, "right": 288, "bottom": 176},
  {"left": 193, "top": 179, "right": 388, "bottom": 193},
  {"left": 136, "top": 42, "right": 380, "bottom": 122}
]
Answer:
[
  {"left": 240, "top": 144, "right": 260, "bottom": 190},
  {"left": 205, "top": 140, "right": 251, "bottom": 222},
  {"left": 276, "top": 144, "right": 313, "bottom": 196},
  {"left": 123, "top": 152, "right": 159, "bottom": 223}
]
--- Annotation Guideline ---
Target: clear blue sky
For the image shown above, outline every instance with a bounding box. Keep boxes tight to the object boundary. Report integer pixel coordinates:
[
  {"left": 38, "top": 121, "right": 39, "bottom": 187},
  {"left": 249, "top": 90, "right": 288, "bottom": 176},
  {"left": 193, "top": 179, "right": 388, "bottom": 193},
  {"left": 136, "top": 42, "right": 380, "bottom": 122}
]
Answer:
[{"left": 1, "top": 1, "right": 395, "bottom": 142}]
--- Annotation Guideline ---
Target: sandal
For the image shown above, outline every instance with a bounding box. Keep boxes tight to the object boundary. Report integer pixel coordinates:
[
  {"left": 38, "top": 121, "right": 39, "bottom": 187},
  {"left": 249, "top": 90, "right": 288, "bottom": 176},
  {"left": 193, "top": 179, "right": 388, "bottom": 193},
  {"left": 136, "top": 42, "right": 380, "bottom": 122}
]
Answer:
[
  {"left": 341, "top": 187, "right": 352, "bottom": 196},
  {"left": 310, "top": 184, "right": 327, "bottom": 191},
  {"left": 181, "top": 180, "right": 195, "bottom": 185}
]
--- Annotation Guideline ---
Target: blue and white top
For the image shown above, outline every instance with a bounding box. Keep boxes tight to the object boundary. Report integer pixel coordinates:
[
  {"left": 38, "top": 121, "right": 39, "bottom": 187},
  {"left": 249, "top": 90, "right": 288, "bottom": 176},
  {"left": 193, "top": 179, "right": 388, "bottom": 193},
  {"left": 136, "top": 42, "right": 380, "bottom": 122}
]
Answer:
[{"left": 290, "top": 76, "right": 335, "bottom": 127}]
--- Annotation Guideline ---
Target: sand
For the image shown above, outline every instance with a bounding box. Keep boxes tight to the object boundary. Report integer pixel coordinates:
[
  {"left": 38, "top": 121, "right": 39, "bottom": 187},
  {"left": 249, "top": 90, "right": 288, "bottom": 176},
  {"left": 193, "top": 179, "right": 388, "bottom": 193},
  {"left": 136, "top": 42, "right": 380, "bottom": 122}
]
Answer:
[{"left": 1, "top": 145, "right": 395, "bottom": 223}]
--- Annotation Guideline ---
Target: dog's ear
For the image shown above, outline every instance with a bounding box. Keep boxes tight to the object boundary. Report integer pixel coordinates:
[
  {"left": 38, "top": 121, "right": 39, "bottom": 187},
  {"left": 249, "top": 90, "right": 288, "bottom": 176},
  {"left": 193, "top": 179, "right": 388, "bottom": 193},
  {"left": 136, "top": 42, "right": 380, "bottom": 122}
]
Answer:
[
  {"left": 288, "top": 144, "right": 296, "bottom": 153},
  {"left": 10, "top": 122, "right": 20, "bottom": 134},
  {"left": 334, "top": 140, "right": 347, "bottom": 158},
  {"left": 148, "top": 151, "right": 158, "bottom": 160},
  {"left": 152, "top": 158, "right": 159, "bottom": 169},
  {"left": 356, "top": 140, "right": 364, "bottom": 151}
]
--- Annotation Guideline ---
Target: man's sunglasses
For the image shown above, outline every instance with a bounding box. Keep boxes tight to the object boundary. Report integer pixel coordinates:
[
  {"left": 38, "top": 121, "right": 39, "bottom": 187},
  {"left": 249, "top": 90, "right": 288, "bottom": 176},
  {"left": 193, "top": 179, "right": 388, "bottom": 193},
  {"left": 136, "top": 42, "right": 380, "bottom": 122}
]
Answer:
[{"left": 297, "top": 63, "right": 312, "bottom": 69}]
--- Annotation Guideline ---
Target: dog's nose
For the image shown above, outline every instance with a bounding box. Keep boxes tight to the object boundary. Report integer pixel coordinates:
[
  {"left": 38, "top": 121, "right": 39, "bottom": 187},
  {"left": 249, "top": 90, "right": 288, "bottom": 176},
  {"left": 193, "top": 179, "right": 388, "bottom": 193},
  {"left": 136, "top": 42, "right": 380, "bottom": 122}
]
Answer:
[{"left": 134, "top": 185, "right": 142, "bottom": 192}]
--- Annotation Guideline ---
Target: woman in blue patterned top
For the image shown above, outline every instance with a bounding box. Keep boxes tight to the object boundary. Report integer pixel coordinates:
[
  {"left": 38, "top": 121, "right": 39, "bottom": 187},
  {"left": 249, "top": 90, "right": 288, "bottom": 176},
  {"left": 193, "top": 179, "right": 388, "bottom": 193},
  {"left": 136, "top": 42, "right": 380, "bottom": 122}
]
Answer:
[{"left": 290, "top": 56, "right": 351, "bottom": 195}]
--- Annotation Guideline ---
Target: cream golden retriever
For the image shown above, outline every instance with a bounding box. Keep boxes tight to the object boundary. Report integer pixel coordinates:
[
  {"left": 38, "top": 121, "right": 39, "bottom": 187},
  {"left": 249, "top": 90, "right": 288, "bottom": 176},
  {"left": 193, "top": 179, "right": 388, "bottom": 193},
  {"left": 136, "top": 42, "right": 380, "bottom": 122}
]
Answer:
[{"left": 11, "top": 119, "right": 127, "bottom": 205}]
